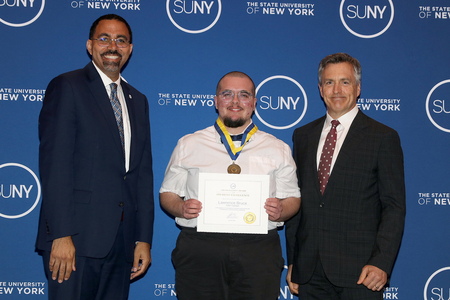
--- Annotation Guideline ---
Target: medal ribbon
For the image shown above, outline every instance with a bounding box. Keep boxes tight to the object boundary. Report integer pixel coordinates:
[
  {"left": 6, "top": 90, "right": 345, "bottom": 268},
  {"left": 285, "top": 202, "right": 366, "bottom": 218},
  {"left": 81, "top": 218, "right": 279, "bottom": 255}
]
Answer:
[{"left": 214, "top": 118, "right": 258, "bottom": 161}]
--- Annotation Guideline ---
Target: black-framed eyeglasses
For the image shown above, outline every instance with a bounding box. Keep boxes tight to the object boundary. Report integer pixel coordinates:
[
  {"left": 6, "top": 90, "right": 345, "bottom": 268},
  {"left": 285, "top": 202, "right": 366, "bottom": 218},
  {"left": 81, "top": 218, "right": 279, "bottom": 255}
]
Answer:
[{"left": 91, "top": 37, "right": 130, "bottom": 48}]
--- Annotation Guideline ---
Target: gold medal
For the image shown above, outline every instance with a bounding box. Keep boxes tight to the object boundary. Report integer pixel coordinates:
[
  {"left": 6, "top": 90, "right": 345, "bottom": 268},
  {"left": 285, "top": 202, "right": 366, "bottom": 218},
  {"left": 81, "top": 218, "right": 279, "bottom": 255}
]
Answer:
[
  {"left": 227, "top": 163, "right": 241, "bottom": 174},
  {"left": 214, "top": 118, "right": 258, "bottom": 175}
]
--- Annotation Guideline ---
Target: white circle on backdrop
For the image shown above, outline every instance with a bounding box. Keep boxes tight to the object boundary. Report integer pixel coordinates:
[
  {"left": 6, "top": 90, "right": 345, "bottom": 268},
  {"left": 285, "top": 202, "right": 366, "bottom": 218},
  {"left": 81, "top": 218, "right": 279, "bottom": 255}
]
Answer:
[
  {"left": 166, "top": 0, "right": 222, "bottom": 34},
  {"left": 255, "top": 75, "right": 308, "bottom": 130},
  {"left": 424, "top": 267, "right": 450, "bottom": 300},
  {"left": 339, "top": 0, "right": 394, "bottom": 39},
  {"left": 0, "top": 0, "right": 45, "bottom": 27},
  {"left": 0, "top": 163, "right": 41, "bottom": 219},
  {"left": 426, "top": 79, "right": 450, "bottom": 133}
]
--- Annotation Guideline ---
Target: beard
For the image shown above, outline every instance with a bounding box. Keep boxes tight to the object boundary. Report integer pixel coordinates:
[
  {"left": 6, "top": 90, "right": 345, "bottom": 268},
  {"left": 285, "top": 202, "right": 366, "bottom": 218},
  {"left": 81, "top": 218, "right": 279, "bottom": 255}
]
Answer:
[
  {"left": 223, "top": 117, "right": 246, "bottom": 128},
  {"left": 101, "top": 51, "right": 122, "bottom": 73},
  {"left": 103, "top": 61, "right": 120, "bottom": 73}
]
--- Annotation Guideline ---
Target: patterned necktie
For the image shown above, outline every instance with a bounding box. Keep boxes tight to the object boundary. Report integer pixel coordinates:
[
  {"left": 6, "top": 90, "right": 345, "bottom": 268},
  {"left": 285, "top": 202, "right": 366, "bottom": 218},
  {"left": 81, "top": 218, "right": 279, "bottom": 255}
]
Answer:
[
  {"left": 109, "top": 83, "right": 124, "bottom": 149},
  {"left": 318, "top": 120, "right": 340, "bottom": 194}
]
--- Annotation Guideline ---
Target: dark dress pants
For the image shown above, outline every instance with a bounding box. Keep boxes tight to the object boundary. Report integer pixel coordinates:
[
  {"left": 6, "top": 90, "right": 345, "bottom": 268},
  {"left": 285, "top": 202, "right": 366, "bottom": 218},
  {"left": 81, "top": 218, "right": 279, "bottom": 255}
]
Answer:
[
  {"left": 298, "top": 258, "right": 383, "bottom": 300},
  {"left": 172, "top": 227, "right": 284, "bottom": 300},
  {"left": 43, "top": 223, "right": 132, "bottom": 300}
]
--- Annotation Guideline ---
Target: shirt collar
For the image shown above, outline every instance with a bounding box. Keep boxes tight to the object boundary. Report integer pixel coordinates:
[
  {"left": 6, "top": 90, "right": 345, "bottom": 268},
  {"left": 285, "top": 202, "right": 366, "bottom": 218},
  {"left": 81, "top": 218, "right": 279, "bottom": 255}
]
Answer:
[
  {"left": 325, "top": 105, "right": 359, "bottom": 129},
  {"left": 214, "top": 121, "right": 256, "bottom": 144},
  {"left": 91, "top": 61, "right": 121, "bottom": 88}
]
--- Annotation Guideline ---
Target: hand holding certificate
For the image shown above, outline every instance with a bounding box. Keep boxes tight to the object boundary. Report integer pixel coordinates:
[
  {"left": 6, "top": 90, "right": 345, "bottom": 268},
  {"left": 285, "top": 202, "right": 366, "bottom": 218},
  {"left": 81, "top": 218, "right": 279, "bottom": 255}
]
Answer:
[{"left": 197, "top": 173, "right": 269, "bottom": 234}]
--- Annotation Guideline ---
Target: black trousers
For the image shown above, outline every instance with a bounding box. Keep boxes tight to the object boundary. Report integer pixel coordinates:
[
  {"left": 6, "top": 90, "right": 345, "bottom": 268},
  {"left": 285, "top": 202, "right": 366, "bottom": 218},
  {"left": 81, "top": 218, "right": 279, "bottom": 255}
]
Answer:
[
  {"left": 172, "top": 227, "right": 284, "bottom": 300},
  {"left": 43, "top": 223, "right": 132, "bottom": 300}
]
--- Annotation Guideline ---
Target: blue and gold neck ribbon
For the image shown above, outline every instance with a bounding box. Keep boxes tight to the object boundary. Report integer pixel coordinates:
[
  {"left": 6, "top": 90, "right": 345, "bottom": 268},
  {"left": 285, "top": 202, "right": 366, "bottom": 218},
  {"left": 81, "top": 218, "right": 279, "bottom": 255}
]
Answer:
[{"left": 214, "top": 118, "right": 258, "bottom": 161}]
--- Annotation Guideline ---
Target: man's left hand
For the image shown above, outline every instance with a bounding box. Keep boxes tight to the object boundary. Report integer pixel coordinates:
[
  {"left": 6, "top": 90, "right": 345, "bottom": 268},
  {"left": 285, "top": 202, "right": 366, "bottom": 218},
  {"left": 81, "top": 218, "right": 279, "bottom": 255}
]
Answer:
[
  {"left": 357, "top": 265, "right": 387, "bottom": 291},
  {"left": 130, "top": 242, "right": 151, "bottom": 280},
  {"left": 265, "top": 198, "right": 283, "bottom": 221}
]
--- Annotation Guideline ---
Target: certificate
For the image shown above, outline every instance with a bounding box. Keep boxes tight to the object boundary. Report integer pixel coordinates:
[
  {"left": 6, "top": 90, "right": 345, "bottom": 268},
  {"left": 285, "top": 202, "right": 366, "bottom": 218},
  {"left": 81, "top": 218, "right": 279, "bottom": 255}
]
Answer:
[{"left": 197, "top": 173, "right": 269, "bottom": 234}]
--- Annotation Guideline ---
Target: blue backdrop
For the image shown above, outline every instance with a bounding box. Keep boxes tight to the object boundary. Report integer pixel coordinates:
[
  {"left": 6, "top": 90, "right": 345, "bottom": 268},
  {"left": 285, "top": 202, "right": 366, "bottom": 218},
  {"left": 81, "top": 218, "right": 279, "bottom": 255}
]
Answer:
[{"left": 1, "top": 1, "right": 449, "bottom": 299}]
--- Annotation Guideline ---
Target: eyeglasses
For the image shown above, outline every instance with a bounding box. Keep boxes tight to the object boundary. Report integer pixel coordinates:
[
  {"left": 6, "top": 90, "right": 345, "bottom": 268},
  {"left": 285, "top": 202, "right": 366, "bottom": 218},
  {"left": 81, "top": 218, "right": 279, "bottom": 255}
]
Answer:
[
  {"left": 218, "top": 90, "right": 254, "bottom": 102},
  {"left": 91, "top": 37, "right": 130, "bottom": 48}
]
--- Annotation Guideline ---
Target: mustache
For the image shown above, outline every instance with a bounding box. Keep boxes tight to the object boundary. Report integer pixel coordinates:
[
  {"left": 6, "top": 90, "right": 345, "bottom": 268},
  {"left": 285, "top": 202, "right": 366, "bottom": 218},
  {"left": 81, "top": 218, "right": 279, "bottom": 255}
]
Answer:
[
  {"left": 101, "top": 50, "right": 122, "bottom": 58},
  {"left": 227, "top": 105, "right": 243, "bottom": 110}
]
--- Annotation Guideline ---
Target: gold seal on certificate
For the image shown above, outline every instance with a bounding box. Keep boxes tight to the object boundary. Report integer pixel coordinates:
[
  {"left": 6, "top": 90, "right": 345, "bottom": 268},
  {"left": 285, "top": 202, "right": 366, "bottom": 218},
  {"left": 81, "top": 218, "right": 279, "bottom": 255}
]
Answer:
[
  {"left": 244, "top": 212, "right": 256, "bottom": 224},
  {"left": 227, "top": 163, "right": 241, "bottom": 174}
]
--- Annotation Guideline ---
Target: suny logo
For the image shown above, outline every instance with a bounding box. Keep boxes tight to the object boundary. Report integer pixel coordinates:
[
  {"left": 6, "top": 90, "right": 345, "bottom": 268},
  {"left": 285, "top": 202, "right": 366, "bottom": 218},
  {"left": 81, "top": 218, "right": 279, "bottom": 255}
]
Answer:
[
  {"left": 0, "top": 163, "right": 41, "bottom": 219},
  {"left": 0, "top": 0, "right": 45, "bottom": 27},
  {"left": 426, "top": 80, "right": 450, "bottom": 133},
  {"left": 166, "top": 0, "right": 221, "bottom": 34},
  {"left": 340, "top": 0, "right": 394, "bottom": 38},
  {"left": 424, "top": 267, "right": 450, "bottom": 300},
  {"left": 255, "top": 75, "right": 308, "bottom": 130}
]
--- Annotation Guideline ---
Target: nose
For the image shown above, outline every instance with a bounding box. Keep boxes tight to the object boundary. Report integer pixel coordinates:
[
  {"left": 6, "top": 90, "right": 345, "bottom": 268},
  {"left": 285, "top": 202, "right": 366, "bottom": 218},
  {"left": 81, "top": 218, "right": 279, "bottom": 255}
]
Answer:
[
  {"left": 333, "top": 83, "right": 341, "bottom": 94},
  {"left": 231, "top": 93, "right": 240, "bottom": 103},
  {"left": 108, "top": 40, "right": 118, "bottom": 49}
]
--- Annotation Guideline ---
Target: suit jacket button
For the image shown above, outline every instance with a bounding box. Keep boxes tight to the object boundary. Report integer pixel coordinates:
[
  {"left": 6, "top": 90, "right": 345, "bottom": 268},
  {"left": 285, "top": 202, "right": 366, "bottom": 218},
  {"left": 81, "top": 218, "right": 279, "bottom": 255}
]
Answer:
[
  {"left": 119, "top": 202, "right": 124, "bottom": 207},
  {"left": 319, "top": 202, "right": 325, "bottom": 208},
  {"left": 123, "top": 175, "right": 127, "bottom": 180}
]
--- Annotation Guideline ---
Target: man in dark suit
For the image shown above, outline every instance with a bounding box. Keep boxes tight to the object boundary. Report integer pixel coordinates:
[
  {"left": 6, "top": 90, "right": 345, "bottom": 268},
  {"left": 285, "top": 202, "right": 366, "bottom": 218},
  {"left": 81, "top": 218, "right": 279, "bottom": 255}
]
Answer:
[
  {"left": 36, "top": 14, "right": 154, "bottom": 300},
  {"left": 286, "top": 53, "right": 405, "bottom": 300}
]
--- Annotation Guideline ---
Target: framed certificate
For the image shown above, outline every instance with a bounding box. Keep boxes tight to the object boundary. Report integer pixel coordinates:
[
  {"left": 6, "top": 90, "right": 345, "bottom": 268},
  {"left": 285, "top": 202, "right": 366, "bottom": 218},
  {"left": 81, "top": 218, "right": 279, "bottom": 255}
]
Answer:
[{"left": 197, "top": 173, "right": 269, "bottom": 234}]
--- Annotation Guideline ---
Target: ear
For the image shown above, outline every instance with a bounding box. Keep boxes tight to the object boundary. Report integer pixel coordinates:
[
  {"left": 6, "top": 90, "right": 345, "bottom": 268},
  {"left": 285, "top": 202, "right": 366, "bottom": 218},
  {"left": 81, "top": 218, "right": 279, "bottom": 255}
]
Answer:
[
  {"left": 86, "top": 39, "right": 93, "bottom": 55},
  {"left": 214, "top": 96, "right": 218, "bottom": 109},
  {"left": 252, "top": 97, "right": 257, "bottom": 109},
  {"left": 318, "top": 83, "right": 324, "bottom": 98}
]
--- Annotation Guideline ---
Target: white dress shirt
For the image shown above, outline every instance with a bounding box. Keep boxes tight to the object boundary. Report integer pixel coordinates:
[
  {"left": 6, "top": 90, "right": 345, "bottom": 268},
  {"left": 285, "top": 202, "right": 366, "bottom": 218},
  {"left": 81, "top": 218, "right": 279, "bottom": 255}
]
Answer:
[
  {"left": 160, "top": 123, "right": 301, "bottom": 230},
  {"left": 316, "top": 105, "right": 359, "bottom": 173},
  {"left": 93, "top": 62, "right": 131, "bottom": 171}
]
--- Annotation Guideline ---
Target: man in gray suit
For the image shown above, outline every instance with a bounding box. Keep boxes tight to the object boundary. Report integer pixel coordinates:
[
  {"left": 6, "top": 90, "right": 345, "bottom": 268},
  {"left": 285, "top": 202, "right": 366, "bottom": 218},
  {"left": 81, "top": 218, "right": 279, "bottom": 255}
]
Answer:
[{"left": 286, "top": 53, "right": 405, "bottom": 300}]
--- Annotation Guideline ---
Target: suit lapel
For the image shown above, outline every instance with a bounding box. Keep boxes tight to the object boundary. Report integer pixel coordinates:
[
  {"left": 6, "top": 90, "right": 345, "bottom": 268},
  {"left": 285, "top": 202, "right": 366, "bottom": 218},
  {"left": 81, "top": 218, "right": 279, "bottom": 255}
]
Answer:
[
  {"left": 327, "top": 111, "right": 368, "bottom": 189},
  {"left": 308, "top": 117, "right": 326, "bottom": 196},
  {"left": 84, "top": 63, "right": 125, "bottom": 158}
]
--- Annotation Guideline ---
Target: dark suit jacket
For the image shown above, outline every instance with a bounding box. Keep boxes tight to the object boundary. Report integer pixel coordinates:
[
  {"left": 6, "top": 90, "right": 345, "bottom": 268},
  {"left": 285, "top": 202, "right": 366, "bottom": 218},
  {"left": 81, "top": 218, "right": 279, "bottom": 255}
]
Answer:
[
  {"left": 36, "top": 62, "right": 154, "bottom": 261},
  {"left": 286, "top": 110, "right": 405, "bottom": 287}
]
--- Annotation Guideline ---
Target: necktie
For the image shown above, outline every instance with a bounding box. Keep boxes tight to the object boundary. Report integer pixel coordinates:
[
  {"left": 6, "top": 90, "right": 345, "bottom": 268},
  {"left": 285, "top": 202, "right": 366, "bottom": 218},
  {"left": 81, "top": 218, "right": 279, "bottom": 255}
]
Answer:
[
  {"left": 109, "top": 83, "right": 124, "bottom": 148},
  {"left": 318, "top": 120, "right": 340, "bottom": 194}
]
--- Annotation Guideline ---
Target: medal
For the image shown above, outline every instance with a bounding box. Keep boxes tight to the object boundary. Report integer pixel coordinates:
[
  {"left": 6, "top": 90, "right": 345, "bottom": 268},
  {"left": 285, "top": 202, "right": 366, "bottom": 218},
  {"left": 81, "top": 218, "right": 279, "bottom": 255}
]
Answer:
[
  {"left": 214, "top": 118, "right": 258, "bottom": 174},
  {"left": 227, "top": 162, "right": 241, "bottom": 174}
]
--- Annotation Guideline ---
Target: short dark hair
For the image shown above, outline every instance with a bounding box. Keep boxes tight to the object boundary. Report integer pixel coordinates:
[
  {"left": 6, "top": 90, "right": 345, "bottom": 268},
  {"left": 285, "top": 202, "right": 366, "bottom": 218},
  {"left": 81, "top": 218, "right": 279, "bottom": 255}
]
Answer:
[
  {"left": 89, "top": 14, "right": 133, "bottom": 43},
  {"left": 318, "top": 53, "right": 361, "bottom": 85},
  {"left": 216, "top": 71, "right": 256, "bottom": 96}
]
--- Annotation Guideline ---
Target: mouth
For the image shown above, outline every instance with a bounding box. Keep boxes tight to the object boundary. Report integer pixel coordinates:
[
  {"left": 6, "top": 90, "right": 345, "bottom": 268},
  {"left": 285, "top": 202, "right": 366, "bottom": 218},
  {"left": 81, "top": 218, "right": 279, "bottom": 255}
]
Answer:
[
  {"left": 101, "top": 51, "right": 122, "bottom": 61},
  {"left": 228, "top": 106, "right": 243, "bottom": 112},
  {"left": 331, "top": 96, "right": 345, "bottom": 101}
]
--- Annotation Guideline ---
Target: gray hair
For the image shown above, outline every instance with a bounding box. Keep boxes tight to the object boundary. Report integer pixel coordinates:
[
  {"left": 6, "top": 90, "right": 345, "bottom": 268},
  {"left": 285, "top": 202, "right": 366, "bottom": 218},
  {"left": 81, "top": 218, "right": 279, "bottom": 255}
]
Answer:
[{"left": 318, "top": 53, "right": 362, "bottom": 85}]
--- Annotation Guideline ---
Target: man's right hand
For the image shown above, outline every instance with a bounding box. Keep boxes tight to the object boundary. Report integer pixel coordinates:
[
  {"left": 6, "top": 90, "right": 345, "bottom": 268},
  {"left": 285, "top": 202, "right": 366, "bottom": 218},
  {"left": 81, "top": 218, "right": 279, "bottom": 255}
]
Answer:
[
  {"left": 181, "top": 198, "right": 202, "bottom": 219},
  {"left": 49, "top": 236, "right": 76, "bottom": 283}
]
